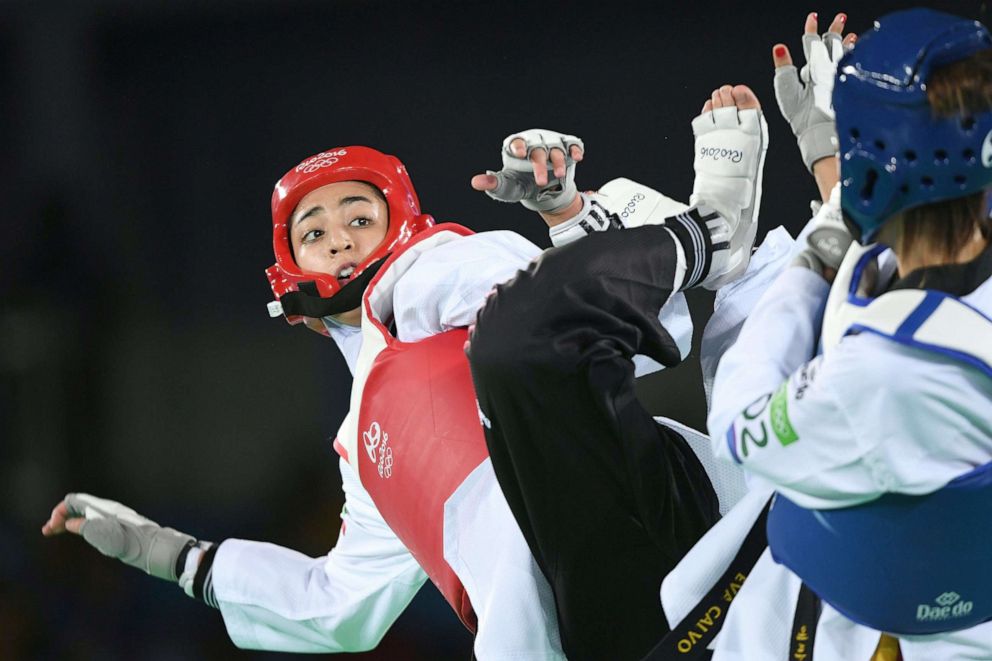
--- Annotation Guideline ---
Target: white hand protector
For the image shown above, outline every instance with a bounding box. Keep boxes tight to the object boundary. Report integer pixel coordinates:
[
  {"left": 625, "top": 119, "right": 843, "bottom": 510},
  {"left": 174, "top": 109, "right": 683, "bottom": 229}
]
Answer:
[
  {"left": 485, "top": 129, "right": 584, "bottom": 213},
  {"left": 774, "top": 32, "right": 844, "bottom": 171},
  {"left": 690, "top": 106, "right": 769, "bottom": 289},
  {"left": 65, "top": 493, "right": 196, "bottom": 581},
  {"left": 793, "top": 183, "right": 854, "bottom": 276}
]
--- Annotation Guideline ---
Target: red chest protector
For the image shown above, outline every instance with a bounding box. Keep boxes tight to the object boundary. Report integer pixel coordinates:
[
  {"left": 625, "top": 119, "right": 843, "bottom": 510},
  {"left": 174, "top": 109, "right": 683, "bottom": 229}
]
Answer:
[{"left": 333, "top": 224, "right": 489, "bottom": 631}]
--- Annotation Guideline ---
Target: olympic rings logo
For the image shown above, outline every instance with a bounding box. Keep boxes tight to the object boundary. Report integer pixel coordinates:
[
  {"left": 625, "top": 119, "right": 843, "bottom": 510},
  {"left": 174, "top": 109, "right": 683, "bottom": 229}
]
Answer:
[{"left": 296, "top": 149, "right": 349, "bottom": 174}]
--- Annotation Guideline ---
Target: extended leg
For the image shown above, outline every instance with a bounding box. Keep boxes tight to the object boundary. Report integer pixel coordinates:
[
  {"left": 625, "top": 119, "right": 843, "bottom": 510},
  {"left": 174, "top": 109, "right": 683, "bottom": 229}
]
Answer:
[{"left": 469, "top": 226, "right": 720, "bottom": 661}]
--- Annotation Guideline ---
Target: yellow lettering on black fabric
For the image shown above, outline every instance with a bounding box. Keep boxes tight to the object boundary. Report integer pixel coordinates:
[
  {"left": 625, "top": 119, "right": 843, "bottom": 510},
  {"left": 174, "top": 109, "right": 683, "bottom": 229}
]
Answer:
[{"left": 671, "top": 565, "right": 756, "bottom": 653}]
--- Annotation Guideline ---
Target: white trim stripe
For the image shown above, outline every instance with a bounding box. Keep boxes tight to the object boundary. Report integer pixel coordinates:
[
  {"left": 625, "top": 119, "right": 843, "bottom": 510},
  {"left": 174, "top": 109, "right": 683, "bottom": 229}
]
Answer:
[{"left": 673, "top": 209, "right": 706, "bottom": 286}]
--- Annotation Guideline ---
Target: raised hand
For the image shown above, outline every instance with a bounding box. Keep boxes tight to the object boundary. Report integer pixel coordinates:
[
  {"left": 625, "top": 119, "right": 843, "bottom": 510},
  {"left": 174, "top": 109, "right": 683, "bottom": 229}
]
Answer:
[
  {"left": 773, "top": 12, "right": 856, "bottom": 174},
  {"left": 471, "top": 129, "right": 584, "bottom": 216}
]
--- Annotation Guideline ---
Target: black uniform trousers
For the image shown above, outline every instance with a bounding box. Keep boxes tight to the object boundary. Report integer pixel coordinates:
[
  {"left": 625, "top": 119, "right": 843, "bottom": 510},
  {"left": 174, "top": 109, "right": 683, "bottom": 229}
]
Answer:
[{"left": 468, "top": 226, "right": 720, "bottom": 661}]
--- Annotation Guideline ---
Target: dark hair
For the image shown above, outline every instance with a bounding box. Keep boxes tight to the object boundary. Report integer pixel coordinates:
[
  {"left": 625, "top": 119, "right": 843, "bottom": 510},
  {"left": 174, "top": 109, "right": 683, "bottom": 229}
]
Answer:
[{"left": 894, "top": 50, "right": 992, "bottom": 261}]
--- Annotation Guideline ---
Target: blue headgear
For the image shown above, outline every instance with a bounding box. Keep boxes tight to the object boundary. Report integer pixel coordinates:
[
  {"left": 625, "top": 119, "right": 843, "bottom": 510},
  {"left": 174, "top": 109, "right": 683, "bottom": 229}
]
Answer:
[{"left": 835, "top": 9, "right": 992, "bottom": 243}]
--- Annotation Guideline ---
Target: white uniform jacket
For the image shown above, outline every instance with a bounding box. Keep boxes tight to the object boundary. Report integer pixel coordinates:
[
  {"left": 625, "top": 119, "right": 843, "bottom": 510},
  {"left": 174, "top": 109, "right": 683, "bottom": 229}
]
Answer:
[{"left": 690, "top": 240, "right": 992, "bottom": 660}]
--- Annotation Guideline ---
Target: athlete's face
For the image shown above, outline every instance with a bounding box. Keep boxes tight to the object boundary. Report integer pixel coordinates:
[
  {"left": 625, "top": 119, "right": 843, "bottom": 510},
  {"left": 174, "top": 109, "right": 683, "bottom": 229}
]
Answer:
[{"left": 290, "top": 180, "right": 389, "bottom": 283}]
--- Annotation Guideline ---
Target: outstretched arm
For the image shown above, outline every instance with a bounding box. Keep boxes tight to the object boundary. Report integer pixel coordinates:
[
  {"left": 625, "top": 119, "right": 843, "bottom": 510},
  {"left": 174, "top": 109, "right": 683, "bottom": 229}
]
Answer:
[
  {"left": 208, "top": 460, "right": 426, "bottom": 652},
  {"left": 42, "top": 463, "right": 426, "bottom": 653},
  {"left": 43, "top": 493, "right": 205, "bottom": 589}
]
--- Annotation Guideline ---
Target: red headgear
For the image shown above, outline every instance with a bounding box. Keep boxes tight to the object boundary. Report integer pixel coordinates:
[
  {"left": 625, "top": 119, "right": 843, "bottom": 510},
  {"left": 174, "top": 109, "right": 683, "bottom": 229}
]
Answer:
[{"left": 265, "top": 146, "right": 434, "bottom": 328}]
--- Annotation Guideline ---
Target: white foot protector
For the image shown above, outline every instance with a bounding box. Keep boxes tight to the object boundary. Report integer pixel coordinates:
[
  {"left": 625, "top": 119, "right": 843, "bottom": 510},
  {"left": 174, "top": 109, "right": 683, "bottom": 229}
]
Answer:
[{"left": 691, "top": 106, "right": 769, "bottom": 289}]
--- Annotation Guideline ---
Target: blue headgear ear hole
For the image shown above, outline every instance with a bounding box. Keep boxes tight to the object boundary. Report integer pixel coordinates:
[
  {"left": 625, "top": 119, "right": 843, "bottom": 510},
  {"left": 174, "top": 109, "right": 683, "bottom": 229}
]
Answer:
[{"left": 860, "top": 169, "right": 878, "bottom": 202}]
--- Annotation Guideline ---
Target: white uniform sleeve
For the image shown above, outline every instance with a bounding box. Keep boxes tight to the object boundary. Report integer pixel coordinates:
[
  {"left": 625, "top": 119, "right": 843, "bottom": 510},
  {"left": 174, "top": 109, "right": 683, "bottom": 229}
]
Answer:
[
  {"left": 210, "top": 459, "right": 426, "bottom": 652},
  {"left": 392, "top": 231, "right": 541, "bottom": 342},
  {"left": 706, "top": 265, "right": 866, "bottom": 506},
  {"left": 708, "top": 265, "right": 830, "bottom": 459},
  {"left": 701, "top": 226, "right": 798, "bottom": 406},
  {"left": 709, "top": 266, "right": 992, "bottom": 508}
]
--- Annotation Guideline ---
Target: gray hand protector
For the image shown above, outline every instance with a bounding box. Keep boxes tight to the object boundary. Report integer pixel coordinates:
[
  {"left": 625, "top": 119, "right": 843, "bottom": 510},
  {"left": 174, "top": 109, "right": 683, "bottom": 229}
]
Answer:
[
  {"left": 774, "top": 32, "right": 844, "bottom": 172},
  {"left": 65, "top": 493, "right": 195, "bottom": 582},
  {"left": 485, "top": 129, "right": 583, "bottom": 213},
  {"left": 793, "top": 184, "right": 853, "bottom": 275}
]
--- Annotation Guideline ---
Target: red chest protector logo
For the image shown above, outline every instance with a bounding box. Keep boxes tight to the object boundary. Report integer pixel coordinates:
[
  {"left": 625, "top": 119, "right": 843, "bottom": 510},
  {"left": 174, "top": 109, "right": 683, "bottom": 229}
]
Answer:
[
  {"left": 334, "top": 224, "right": 488, "bottom": 632},
  {"left": 362, "top": 421, "right": 393, "bottom": 479}
]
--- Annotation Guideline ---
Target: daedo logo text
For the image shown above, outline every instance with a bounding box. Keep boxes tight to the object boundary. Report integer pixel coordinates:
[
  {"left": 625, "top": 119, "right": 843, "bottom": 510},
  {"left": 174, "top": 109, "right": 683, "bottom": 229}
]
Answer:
[{"left": 917, "top": 592, "right": 973, "bottom": 623}]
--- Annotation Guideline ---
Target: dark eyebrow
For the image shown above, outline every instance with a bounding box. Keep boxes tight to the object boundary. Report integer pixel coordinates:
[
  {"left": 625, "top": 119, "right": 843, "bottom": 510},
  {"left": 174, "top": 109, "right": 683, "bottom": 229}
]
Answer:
[
  {"left": 338, "top": 195, "right": 375, "bottom": 207},
  {"left": 292, "top": 195, "right": 375, "bottom": 228},
  {"left": 293, "top": 205, "right": 324, "bottom": 228}
]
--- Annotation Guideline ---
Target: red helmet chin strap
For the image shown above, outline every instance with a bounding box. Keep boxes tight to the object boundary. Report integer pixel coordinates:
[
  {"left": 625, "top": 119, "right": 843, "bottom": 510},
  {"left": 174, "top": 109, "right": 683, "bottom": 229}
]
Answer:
[{"left": 265, "top": 146, "right": 434, "bottom": 328}]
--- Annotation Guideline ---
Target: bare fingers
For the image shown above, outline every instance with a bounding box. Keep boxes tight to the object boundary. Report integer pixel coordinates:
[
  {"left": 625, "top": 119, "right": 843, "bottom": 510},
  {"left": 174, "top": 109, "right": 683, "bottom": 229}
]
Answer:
[
  {"left": 549, "top": 148, "right": 567, "bottom": 179},
  {"left": 780, "top": 11, "right": 853, "bottom": 70},
  {"left": 505, "top": 135, "right": 583, "bottom": 184},
  {"left": 827, "top": 12, "right": 847, "bottom": 34},
  {"left": 42, "top": 500, "right": 72, "bottom": 536},
  {"left": 470, "top": 173, "right": 499, "bottom": 191},
  {"left": 530, "top": 148, "right": 549, "bottom": 186},
  {"left": 509, "top": 137, "right": 527, "bottom": 158},
  {"left": 772, "top": 43, "right": 793, "bottom": 69}
]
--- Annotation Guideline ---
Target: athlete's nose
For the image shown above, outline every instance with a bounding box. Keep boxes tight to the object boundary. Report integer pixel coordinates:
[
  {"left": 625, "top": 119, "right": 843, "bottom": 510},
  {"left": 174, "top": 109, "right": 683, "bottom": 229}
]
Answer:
[{"left": 327, "top": 228, "right": 353, "bottom": 255}]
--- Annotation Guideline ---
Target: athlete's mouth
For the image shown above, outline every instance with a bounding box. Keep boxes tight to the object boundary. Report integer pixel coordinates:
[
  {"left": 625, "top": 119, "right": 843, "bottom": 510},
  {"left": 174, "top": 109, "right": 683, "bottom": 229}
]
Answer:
[{"left": 336, "top": 263, "right": 358, "bottom": 282}]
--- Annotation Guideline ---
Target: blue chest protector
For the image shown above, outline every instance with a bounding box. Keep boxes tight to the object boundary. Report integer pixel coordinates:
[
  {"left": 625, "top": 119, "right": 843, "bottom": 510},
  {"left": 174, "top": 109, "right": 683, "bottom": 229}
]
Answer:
[{"left": 767, "top": 246, "right": 992, "bottom": 635}]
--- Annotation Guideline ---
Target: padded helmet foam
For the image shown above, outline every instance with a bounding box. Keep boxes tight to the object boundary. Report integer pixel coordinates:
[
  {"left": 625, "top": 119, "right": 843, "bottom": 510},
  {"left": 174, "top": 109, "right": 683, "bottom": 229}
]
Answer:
[
  {"left": 835, "top": 9, "right": 992, "bottom": 243},
  {"left": 265, "top": 146, "right": 434, "bottom": 327}
]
